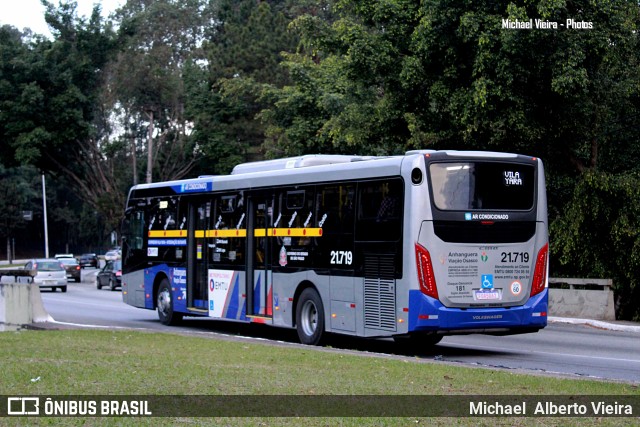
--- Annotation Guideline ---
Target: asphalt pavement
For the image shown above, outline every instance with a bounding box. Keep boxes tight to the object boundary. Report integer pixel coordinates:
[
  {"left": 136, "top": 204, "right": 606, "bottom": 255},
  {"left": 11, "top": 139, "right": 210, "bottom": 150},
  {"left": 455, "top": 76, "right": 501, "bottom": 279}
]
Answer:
[{"left": 2, "top": 260, "right": 638, "bottom": 334}]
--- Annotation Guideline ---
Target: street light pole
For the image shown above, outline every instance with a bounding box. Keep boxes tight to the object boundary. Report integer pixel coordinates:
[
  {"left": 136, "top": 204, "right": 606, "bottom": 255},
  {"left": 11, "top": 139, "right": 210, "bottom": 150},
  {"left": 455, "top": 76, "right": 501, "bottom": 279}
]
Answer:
[{"left": 42, "top": 173, "right": 49, "bottom": 258}]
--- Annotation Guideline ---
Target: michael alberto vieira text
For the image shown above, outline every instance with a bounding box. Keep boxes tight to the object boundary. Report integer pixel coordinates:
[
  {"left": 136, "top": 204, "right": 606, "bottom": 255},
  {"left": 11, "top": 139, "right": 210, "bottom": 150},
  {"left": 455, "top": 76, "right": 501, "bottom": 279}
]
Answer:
[{"left": 470, "top": 401, "right": 633, "bottom": 416}]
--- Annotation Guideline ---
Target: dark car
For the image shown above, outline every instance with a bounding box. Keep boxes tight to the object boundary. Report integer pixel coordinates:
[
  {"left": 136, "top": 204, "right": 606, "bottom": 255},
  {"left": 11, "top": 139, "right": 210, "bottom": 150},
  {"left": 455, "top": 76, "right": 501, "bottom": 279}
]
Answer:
[
  {"left": 78, "top": 253, "right": 99, "bottom": 268},
  {"left": 58, "top": 257, "right": 81, "bottom": 283},
  {"left": 96, "top": 260, "right": 122, "bottom": 291}
]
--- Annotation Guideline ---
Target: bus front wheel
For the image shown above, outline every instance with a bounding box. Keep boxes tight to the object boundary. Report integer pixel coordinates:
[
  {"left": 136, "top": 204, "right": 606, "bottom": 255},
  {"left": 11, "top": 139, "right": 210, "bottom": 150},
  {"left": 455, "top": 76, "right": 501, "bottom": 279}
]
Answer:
[
  {"left": 157, "top": 279, "right": 183, "bottom": 326},
  {"left": 295, "top": 288, "right": 325, "bottom": 346}
]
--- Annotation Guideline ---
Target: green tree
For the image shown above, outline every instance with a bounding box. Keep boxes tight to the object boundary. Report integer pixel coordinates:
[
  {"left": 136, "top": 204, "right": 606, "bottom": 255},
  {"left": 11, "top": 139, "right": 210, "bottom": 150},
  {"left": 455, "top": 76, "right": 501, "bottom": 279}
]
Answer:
[
  {"left": 0, "top": 25, "right": 35, "bottom": 168},
  {"left": 0, "top": 165, "right": 39, "bottom": 261},
  {"left": 261, "top": 0, "right": 423, "bottom": 157},
  {"left": 187, "top": 0, "right": 300, "bottom": 174},
  {"left": 261, "top": 0, "right": 640, "bottom": 318},
  {"left": 552, "top": 172, "right": 640, "bottom": 320},
  {"left": 110, "top": 0, "right": 209, "bottom": 183},
  {"left": 0, "top": 2, "right": 125, "bottom": 241}
]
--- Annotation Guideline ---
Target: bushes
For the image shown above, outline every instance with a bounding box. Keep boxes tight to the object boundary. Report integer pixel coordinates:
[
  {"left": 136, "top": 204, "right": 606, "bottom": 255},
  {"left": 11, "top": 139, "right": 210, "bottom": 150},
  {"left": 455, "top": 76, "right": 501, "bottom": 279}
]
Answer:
[{"left": 551, "top": 171, "right": 640, "bottom": 320}]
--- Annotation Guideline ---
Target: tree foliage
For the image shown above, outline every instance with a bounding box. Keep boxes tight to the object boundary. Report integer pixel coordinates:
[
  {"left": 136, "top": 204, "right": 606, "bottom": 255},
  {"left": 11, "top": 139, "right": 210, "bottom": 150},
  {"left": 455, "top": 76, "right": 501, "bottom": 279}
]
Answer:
[
  {"left": 185, "top": 0, "right": 302, "bottom": 174},
  {"left": 260, "top": 0, "right": 640, "bottom": 319},
  {"left": 0, "top": 165, "right": 39, "bottom": 258},
  {"left": 109, "top": 0, "right": 209, "bottom": 183},
  {"left": 552, "top": 171, "right": 640, "bottom": 319},
  {"left": 0, "top": 2, "right": 127, "bottom": 241}
]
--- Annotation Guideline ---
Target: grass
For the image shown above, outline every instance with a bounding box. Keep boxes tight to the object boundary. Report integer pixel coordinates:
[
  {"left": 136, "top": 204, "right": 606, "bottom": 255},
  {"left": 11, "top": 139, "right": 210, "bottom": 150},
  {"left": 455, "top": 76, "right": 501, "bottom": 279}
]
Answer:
[
  {"left": 0, "top": 262, "right": 25, "bottom": 269},
  {"left": 0, "top": 329, "right": 638, "bottom": 426}
]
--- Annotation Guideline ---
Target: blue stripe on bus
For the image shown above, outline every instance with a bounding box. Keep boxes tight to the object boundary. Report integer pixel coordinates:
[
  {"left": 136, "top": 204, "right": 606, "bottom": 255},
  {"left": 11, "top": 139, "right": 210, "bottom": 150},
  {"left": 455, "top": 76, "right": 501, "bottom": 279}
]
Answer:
[
  {"left": 254, "top": 273, "right": 262, "bottom": 315},
  {"left": 171, "top": 181, "right": 213, "bottom": 194},
  {"left": 239, "top": 281, "right": 247, "bottom": 321},
  {"left": 408, "top": 289, "right": 548, "bottom": 332},
  {"left": 226, "top": 274, "right": 241, "bottom": 319}
]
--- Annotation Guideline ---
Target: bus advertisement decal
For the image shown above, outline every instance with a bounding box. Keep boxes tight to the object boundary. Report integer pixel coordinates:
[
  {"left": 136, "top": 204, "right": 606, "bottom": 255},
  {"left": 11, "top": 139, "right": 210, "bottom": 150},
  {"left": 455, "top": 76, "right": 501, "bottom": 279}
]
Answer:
[
  {"left": 173, "top": 181, "right": 212, "bottom": 193},
  {"left": 279, "top": 246, "right": 288, "bottom": 266},
  {"left": 208, "top": 270, "right": 236, "bottom": 318},
  {"left": 172, "top": 268, "right": 187, "bottom": 312}
]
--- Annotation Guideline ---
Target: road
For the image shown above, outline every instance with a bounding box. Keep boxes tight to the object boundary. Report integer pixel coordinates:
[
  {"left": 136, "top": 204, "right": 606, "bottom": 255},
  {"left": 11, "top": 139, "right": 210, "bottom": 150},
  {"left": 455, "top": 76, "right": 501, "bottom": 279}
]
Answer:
[{"left": 40, "top": 269, "right": 640, "bottom": 384}]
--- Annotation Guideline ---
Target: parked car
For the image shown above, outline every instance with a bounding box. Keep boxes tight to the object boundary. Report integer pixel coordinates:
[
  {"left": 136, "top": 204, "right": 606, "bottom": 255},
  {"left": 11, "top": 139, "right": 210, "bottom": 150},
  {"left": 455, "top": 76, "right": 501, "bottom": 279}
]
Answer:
[
  {"left": 58, "top": 257, "right": 81, "bottom": 282},
  {"left": 78, "top": 253, "right": 99, "bottom": 268},
  {"left": 104, "top": 250, "right": 121, "bottom": 261},
  {"left": 96, "top": 260, "right": 122, "bottom": 291},
  {"left": 25, "top": 259, "right": 67, "bottom": 292}
]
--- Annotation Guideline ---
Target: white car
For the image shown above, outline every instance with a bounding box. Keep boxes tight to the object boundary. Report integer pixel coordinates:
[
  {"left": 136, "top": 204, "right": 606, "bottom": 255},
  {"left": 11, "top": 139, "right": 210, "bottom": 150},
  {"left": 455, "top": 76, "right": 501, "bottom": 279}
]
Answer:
[
  {"left": 25, "top": 259, "right": 68, "bottom": 292},
  {"left": 104, "top": 250, "right": 121, "bottom": 261}
]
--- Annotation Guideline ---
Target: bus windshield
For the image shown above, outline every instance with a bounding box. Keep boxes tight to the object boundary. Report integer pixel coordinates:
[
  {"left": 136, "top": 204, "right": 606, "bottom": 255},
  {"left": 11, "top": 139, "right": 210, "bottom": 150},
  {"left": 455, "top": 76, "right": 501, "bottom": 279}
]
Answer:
[{"left": 429, "top": 161, "right": 535, "bottom": 211}]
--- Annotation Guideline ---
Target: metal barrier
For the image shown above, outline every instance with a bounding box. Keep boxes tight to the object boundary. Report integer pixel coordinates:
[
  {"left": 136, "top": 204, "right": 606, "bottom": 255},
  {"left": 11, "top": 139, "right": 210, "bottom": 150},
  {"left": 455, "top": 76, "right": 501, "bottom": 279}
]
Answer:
[{"left": 548, "top": 277, "right": 615, "bottom": 321}]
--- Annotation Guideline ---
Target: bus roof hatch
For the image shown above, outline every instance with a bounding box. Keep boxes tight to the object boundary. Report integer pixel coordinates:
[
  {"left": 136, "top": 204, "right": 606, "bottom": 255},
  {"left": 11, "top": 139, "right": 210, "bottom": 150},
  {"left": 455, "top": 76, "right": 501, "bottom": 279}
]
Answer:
[{"left": 231, "top": 154, "right": 376, "bottom": 175}]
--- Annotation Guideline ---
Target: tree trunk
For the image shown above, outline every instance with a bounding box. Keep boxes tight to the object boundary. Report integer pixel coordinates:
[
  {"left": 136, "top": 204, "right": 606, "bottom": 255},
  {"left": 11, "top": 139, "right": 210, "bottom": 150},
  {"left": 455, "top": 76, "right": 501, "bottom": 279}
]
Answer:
[{"left": 146, "top": 110, "right": 154, "bottom": 184}]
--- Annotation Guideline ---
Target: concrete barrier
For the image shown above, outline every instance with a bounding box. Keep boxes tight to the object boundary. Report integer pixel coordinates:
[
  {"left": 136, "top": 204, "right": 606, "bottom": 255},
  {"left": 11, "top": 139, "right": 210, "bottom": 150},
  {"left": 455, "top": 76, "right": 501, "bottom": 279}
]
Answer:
[
  {"left": 0, "top": 270, "right": 53, "bottom": 327},
  {"left": 548, "top": 277, "right": 615, "bottom": 321}
]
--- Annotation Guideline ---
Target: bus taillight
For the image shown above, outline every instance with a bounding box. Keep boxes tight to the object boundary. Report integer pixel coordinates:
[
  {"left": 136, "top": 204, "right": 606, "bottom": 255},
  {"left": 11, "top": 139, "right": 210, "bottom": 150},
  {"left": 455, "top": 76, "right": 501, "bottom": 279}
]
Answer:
[
  {"left": 531, "top": 243, "right": 549, "bottom": 297},
  {"left": 415, "top": 243, "right": 438, "bottom": 299}
]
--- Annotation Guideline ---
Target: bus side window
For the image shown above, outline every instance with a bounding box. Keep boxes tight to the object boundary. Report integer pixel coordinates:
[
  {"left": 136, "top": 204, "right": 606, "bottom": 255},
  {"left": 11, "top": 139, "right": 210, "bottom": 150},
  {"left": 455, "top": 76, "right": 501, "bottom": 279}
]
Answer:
[
  {"left": 147, "top": 197, "right": 181, "bottom": 262},
  {"left": 271, "top": 188, "right": 314, "bottom": 266},
  {"left": 316, "top": 184, "right": 355, "bottom": 236},
  {"left": 212, "top": 193, "right": 245, "bottom": 266},
  {"left": 356, "top": 179, "right": 403, "bottom": 242},
  {"left": 315, "top": 184, "right": 355, "bottom": 269}
]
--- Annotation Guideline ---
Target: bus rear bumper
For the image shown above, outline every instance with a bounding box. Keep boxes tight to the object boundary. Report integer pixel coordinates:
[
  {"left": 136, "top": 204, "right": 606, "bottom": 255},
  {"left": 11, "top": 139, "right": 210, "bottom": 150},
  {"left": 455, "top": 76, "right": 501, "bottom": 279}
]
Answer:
[{"left": 407, "top": 289, "right": 548, "bottom": 335}]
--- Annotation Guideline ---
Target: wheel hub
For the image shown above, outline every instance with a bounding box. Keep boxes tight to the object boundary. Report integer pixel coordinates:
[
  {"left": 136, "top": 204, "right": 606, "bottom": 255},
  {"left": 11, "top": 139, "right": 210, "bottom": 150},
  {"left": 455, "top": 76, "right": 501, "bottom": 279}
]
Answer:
[
  {"left": 300, "top": 300, "right": 317, "bottom": 336},
  {"left": 157, "top": 289, "right": 171, "bottom": 315}
]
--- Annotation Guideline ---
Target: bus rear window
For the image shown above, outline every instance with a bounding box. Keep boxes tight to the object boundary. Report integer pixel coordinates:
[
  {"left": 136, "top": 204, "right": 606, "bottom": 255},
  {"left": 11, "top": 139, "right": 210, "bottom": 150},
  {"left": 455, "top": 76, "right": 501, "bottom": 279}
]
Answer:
[{"left": 429, "top": 162, "right": 535, "bottom": 211}]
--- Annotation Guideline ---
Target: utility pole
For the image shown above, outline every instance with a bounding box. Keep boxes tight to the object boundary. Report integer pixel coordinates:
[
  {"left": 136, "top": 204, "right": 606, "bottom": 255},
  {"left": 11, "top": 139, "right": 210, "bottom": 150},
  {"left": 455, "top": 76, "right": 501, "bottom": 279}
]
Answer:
[
  {"left": 42, "top": 173, "right": 49, "bottom": 258},
  {"left": 146, "top": 109, "right": 154, "bottom": 184}
]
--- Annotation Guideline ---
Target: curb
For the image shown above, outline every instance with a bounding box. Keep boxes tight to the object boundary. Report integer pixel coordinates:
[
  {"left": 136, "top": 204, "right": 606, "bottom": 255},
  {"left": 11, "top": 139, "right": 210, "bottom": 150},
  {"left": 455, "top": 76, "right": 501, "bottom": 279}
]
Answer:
[
  {"left": 549, "top": 316, "right": 640, "bottom": 333},
  {"left": 17, "top": 317, "right": 640, "bottom": 334}
]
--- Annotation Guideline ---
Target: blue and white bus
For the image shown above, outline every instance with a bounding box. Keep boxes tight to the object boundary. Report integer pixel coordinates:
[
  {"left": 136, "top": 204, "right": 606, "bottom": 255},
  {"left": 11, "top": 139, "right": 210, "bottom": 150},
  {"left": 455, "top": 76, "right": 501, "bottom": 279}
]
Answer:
[{"left": 121, "top": 150, "right": 548, "bottom": 347}]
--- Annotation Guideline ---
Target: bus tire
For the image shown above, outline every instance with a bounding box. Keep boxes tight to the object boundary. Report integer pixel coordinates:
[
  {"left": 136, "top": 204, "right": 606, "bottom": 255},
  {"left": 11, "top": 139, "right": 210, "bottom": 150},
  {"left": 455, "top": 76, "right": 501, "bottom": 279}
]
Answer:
[
  {"left": 157, "top": 279, "right": 182, "bottom": 326},
  {"left": 295, "top": 287, "right": 325, "bottom": 345}
]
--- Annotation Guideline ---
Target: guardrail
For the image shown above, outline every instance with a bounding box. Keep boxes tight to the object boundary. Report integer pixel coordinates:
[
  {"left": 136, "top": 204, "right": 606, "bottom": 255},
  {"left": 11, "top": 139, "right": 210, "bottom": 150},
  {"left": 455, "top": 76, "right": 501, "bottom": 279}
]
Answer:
[{"left": 548, "top": 277, "right": 615, "bottom": 321}]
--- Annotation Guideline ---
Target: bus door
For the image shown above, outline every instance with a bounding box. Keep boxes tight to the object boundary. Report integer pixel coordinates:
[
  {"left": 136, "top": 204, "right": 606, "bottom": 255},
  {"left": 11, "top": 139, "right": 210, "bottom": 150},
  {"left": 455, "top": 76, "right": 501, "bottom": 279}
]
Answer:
[
  {"left": 246, "top": 193, "right": 273, "bottom": 318},
  {"left": 198, "top": 193, "right": 247, "bottom": 320},
  {"left": 187, "top": 199, "right": 211, "bottom": 311}
]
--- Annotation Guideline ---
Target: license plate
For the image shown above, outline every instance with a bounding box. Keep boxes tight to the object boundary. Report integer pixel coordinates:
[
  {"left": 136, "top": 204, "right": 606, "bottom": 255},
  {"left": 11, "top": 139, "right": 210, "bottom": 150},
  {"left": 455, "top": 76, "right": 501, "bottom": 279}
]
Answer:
[
  {"left": 474, "top": 290, "right": 501, "bottom": 300},
  {"left": 45, "top": 280, "right": 56, "bottom": 285}
]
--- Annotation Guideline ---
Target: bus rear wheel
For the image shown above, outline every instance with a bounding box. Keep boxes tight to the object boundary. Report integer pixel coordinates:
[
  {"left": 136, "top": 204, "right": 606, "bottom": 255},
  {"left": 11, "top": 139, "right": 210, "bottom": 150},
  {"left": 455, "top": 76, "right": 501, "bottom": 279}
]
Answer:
[
  {"left": 157, "top": 279, "right": 182, "bottom": 326},
  {"left": 296, "top": 288, "right": 325, "bottom": 345}
]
